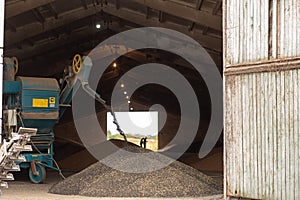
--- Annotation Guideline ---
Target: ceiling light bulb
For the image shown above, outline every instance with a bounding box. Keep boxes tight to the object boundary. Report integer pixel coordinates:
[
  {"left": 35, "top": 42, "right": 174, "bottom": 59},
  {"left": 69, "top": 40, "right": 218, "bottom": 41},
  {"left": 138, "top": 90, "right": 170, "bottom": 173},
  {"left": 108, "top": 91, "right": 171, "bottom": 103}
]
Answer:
[
  {"left": 121, "top": 84, "right": 125, "bottom": 88},
  {"left": 113, "top": 62, "right": 117, "bottom": 68},
  {"left": 124, "top": 91, "right": 127, "bottom": 95},
  {"left": 96, "top": 24, "right": 101, "bottom": 29}
]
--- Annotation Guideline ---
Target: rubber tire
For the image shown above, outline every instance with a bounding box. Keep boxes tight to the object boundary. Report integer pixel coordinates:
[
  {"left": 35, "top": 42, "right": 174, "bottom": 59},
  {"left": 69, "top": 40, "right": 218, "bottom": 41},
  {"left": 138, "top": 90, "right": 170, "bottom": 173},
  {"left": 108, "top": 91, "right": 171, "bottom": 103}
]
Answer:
[{"left": 29, "top": 164, "right": 46, "bottom": 184}]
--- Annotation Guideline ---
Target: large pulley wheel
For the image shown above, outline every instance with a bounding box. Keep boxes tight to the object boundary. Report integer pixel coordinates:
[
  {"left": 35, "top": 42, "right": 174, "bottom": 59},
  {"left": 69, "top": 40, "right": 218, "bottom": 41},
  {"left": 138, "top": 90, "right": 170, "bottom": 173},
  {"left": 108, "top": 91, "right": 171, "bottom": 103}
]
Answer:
[
  {"left": 29, "top": 164, "right": 46, "bottom": 184},
  {"left": 72, "top": 54, "right": 83, "bottom": 74},
  {"left": 11, "top": 57, "right": 18, "bottom": 75}
]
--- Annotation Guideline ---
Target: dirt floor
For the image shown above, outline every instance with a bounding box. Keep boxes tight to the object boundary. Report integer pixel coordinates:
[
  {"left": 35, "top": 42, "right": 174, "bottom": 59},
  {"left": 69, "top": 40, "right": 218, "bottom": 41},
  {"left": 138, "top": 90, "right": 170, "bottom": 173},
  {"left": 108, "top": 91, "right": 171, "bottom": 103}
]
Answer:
[{"left": 1, "top": 171, "right": 223, "bottom": 200}]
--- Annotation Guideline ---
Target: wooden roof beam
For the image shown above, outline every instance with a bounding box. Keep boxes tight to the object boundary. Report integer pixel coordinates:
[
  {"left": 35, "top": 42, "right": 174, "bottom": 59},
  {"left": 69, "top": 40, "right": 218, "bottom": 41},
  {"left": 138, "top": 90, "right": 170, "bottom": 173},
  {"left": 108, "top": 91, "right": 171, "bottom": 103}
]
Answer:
[
  {"left": 7, "top": 22, "right": 123, "bottom": 60},
  {"left": 196, "top": 0, "right": 204, "bottom": 10},
  {"left": 5, "top": 3, "right": 107, "bottom": 47},
  {"left": 130, "top": 0, "right": 222, "bottom": 31},
  {"left": 81, "top": 0, "right": 88, "bottom": 9},
  {"left": 48, "top": 3, "right": 58, "bottom": 19},
  {"left": 5, "top": 0, "right": 55, "bottom": 18},
  {"left": 32, "top": 8, "right": 46, "bottom": 24},
  {"left": 212, "top": 1, "right": 222, "bottom": 15},
  {"left": 115, "top": 0, "right": 120, "bottom": 9},
  {"left": 103, "top": 5, "right": 222, "bottom": 52},
  {"left": 6, "top": 2, "right": 222, "bottom": 53}
]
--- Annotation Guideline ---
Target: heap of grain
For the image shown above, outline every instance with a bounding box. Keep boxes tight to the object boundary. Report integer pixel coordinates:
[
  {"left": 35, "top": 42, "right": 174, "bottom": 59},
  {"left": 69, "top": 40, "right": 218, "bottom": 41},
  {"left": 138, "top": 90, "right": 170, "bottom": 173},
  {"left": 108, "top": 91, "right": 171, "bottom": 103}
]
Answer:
[{"left": 50, "top": 140, "right": 222, "bottom": 197}]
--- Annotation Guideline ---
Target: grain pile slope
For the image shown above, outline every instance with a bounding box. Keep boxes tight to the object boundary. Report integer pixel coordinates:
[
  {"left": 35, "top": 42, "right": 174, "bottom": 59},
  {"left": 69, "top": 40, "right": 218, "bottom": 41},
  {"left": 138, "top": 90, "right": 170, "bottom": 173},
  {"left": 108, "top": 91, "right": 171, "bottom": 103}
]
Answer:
[{"left": 50, "top": 141, "right": 222, "bottom": 197}]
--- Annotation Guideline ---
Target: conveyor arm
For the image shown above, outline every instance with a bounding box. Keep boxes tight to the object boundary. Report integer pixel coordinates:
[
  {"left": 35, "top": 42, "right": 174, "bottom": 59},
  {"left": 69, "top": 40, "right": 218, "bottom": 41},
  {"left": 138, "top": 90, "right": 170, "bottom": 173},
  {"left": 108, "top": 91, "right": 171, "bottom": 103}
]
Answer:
[{"left": 59, "top": 55, "right": 127, "bottom": 141}]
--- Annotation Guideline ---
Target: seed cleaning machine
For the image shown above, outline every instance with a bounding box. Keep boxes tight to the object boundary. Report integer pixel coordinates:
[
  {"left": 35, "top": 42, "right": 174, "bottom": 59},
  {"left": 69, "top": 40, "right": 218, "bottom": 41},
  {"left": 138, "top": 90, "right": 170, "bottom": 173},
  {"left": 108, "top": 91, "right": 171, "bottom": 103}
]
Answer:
[{"left": 0, "top": 54, "right": 127, "bottom": 189}]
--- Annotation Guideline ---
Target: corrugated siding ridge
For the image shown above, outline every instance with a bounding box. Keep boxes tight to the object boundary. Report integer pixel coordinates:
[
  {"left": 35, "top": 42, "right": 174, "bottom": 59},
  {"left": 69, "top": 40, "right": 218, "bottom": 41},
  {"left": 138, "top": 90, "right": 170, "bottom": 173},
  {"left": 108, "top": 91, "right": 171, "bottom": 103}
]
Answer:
[{"left": 224, "top": 58, "right": 300, "bottom": 76}]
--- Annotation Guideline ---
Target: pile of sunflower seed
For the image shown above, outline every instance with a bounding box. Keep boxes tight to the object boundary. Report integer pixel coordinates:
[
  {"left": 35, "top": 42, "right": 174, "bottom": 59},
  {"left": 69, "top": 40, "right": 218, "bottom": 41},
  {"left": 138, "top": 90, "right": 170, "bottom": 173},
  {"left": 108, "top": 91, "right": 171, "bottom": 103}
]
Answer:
[{"left": 49, "top": 140, "right": 222, "bottom": 197}]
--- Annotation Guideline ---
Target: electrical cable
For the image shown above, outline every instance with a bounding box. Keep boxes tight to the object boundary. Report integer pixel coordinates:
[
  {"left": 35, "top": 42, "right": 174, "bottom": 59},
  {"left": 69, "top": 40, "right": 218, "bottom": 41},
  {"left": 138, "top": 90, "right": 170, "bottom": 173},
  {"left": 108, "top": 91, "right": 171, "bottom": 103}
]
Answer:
[
  {"left": 29, "top": 141, "right": 66, "bottom": 180},
  {"left": 17, "top": 112, "right": 66, "bottom": 180}
]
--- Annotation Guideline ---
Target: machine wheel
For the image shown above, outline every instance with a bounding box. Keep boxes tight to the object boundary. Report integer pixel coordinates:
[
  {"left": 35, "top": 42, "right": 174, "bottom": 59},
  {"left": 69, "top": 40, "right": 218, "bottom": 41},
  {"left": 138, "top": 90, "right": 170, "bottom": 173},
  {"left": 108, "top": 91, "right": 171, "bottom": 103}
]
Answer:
[
  {"left": 72, "top": 54, "right": 82, "bottom": 74},
  {"left": 11, "top": 57, "right": 19, "bottom": 75},
  {"left": 29, "top": 164, "right": 46, "bottom": 184}
]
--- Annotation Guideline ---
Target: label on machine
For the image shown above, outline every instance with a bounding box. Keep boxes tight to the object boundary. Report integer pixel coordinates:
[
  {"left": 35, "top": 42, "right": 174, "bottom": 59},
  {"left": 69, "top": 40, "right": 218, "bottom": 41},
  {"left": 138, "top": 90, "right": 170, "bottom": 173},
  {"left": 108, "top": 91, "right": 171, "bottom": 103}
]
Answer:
[
  {"left": 49, "top": 97, "right": 56, "bottom": 108},
  {"left": 32, "top": 98, "right": 49, "bottom": 108}
]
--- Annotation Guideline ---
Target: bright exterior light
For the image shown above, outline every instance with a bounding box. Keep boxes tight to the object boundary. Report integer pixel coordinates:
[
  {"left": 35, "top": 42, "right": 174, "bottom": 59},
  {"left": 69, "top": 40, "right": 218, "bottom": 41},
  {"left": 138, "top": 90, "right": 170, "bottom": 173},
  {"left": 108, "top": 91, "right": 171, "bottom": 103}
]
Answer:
[{"left": 96, "top": 24, "right": 101, "bottom": 29}]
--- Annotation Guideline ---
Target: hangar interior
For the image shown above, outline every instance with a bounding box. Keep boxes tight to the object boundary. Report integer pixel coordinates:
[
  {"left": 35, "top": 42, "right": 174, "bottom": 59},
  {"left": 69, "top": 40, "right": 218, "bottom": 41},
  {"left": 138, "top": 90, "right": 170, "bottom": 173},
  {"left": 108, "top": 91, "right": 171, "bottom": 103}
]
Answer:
[
  {"left": 4, "top": 0, "right": 223, "bottom": 171},
  {"left": 1, "top": 0, "right": 224, "bottom": 198}
]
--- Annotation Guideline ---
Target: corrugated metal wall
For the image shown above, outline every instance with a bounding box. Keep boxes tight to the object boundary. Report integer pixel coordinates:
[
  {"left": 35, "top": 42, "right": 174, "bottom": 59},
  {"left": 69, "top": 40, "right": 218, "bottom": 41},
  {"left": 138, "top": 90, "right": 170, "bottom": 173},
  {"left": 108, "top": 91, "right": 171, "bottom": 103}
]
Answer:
[
  {"left": 225, "top": 70, "right": 300, "bottom": 199},
  {"left": 225, "top": 0, "right": 300, "bottom": 65},
  {"left": 278, "top": 0, "right": 300, "bottom": 57},
  {"left": 224, "top": 0, "right": 300, "bottom": 199},
  {"left": 225, "top": 0, "right": 269, "bottom": 64}
]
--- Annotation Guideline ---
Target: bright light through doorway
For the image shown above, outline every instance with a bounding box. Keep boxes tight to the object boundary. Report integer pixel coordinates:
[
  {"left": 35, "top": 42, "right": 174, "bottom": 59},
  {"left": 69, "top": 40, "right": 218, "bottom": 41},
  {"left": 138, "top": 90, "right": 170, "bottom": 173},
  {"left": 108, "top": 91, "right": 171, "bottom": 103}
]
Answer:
[{"left": 107, "top": 112, "right": 158, "bottom": 151}]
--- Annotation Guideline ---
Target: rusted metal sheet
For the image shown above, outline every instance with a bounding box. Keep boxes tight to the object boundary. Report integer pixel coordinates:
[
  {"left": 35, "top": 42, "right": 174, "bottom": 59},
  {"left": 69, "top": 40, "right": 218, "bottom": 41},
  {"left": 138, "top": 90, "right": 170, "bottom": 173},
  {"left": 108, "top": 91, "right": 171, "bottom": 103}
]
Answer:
[
  {"left": 17, "top": 76, "right": 60, "bottom": 91},
  {"left": 225, "top": 0, "right": 269, "bottom": 65},
  {"left": 225, "top": 68, "right": 300, "bottom": 200},
  {"left": 22, "top": 112, "right": 59, "bottom": 120},
  {"left": 278, "top": 0, "right": 300, "bottom": 58}
]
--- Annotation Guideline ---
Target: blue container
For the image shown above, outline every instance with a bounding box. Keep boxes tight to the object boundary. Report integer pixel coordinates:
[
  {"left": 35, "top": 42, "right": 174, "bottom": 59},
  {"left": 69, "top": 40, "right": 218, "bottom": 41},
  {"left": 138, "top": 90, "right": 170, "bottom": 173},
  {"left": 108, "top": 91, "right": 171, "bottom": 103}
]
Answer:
[
  {"left": 17, "top": 77, "right": 60, "bottom": 133},
  {"left": 4, "top": 81, "right": 20, "bottom": 94}
]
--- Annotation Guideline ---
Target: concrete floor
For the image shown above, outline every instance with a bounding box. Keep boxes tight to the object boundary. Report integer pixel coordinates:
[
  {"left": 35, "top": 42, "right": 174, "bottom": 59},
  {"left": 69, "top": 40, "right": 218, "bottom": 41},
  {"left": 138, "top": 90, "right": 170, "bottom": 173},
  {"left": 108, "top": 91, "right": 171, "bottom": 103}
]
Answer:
[
  {"left": 0, "top": 172, "right": 222, "bottom": 200},
  {"left": 1, "top": 172, "right": 223, "bottom": 200}
]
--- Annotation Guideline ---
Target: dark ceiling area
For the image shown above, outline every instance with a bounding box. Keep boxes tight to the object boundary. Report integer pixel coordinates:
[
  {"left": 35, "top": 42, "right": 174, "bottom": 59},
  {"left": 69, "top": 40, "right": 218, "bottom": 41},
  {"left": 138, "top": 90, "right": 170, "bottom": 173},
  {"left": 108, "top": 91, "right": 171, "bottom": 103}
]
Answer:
[{"left": 4, "top": 0, "right": 222, "bottom": 77}]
